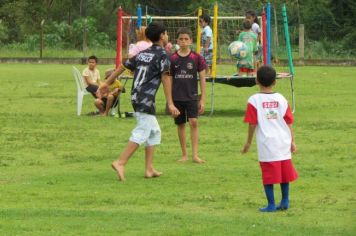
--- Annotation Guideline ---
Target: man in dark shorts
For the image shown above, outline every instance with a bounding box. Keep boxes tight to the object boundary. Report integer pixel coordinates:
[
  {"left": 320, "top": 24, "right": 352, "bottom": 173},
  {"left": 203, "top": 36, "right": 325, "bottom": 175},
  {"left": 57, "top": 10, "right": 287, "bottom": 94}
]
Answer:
[
  {"left": 170, "top": 27, "right": 207, "bottom": 164},
  {"left": 82, "top": 55, "right": 100, "bottom": 97}
]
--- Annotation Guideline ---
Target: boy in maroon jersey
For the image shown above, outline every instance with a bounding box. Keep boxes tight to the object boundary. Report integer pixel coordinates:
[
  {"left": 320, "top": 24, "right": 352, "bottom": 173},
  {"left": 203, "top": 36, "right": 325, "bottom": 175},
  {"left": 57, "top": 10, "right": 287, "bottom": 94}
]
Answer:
[{"left": 170, "top": 27, "right": 207, "bottom": 163}]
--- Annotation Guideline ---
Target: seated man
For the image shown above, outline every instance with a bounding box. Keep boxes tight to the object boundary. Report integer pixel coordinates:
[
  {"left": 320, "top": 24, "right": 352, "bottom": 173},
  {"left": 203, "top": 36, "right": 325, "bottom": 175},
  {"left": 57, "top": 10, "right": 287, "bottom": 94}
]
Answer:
[
  {"left": 95, "top": 69, "right": 122, "bottom": 116},
  {"left": 82, "top": 55, "right": 100, "bottom": 97}
]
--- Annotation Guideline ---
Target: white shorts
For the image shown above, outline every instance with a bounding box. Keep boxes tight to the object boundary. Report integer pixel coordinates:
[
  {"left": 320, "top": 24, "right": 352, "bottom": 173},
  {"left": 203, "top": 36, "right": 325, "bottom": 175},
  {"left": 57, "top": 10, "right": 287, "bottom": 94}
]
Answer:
[{"left": 129, "top": 112, "right": 161, "bottom": 147}]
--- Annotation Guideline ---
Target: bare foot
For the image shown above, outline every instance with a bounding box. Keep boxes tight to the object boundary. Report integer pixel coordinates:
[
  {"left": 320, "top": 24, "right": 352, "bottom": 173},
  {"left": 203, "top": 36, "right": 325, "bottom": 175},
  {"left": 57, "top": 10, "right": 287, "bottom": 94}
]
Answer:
[
  {"left": 193, "top": 157, "right": 206, "bottom": 164},
  {"left": 111, "top": 161, "right": 125, "bottom": 181},
  {"left": 145, "top": 170, "right": 162, "bottom": 179},
  {"left": 178, "top": 156, "right": 189, "bottom": 162}
]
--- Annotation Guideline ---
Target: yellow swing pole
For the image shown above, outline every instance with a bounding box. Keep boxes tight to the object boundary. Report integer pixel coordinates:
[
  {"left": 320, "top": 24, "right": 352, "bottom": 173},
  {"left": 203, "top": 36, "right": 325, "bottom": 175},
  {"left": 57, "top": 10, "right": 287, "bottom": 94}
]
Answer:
[
  {"left": 196, "top": 7, "right": 202, "bottom": 53},
  {"left": 211, "top": 2, "right": 218, "bottom": 79},
  {"left": 209, "top": 2, "right": 218, "bottom": 116}
]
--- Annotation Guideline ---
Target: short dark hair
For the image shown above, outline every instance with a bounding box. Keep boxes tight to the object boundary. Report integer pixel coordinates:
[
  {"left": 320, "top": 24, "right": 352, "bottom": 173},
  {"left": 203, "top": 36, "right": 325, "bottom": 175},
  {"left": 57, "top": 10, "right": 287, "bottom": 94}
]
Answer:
[
  {"left": 177, "top": 27, "right": 192, "bottom": 39},
  {"left": 199, "top": 14, "right": 211, "bottom": 25},
  {"left": 246, "top": 10, "right": 258, "bottom": 23},
  {"left": 243, "top": 19, "right": 252, "bottom": 30},
  {"left": 145, "top": 22, "right": 166, "bottom": 43},
  {"left": 88, "top": 55, "right": 98, "bottom": 63},
  {"left": 257, "top": 65, "right": 276, "bottom": 87},
  {"left": 246, "top": 10, "right": 257, "bottom": 18}
]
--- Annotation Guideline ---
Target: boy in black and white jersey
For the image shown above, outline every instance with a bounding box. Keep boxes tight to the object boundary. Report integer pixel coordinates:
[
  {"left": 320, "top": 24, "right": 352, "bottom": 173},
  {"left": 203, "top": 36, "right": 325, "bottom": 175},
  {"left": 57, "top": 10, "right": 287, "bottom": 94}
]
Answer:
[{"left": 102, "top": 22, "right": 180, "bottom": 181}]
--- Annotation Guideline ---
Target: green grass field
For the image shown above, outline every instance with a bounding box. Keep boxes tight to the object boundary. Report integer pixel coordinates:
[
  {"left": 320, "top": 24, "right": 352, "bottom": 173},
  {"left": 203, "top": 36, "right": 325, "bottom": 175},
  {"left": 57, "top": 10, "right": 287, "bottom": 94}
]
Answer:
[{"left": 0, "top": 64, "right": 355, "bottom": 235}]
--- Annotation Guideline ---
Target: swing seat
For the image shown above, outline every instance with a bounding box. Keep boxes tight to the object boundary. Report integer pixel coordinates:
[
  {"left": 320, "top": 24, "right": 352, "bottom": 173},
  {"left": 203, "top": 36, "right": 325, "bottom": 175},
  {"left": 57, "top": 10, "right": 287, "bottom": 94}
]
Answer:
[
  {"left": 205, "top": 72, "right": 292, "bottom": 88},
  {"left": 206, "top": 75, "right": 256, "bottom": 87}
]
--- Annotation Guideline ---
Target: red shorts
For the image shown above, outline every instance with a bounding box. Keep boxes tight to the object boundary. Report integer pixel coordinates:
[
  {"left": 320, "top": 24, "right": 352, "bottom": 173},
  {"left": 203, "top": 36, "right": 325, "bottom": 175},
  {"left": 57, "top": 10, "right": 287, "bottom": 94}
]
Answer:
[
  {"left": 239, "top": 68, "right": 255, "bottom": 73},
  {"left": 259, "top": 159, "right": 298, "bottom": 185}
]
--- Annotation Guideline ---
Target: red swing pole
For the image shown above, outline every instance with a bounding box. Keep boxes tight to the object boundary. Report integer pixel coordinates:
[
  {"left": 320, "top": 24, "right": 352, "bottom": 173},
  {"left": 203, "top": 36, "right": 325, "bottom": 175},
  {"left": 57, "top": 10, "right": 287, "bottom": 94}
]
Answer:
[
  {"left": 116, "top": 6, "right": 122, "bottom": 68},
  {"left": 261, "top": 8, "right": 267, "bottom": 65}
]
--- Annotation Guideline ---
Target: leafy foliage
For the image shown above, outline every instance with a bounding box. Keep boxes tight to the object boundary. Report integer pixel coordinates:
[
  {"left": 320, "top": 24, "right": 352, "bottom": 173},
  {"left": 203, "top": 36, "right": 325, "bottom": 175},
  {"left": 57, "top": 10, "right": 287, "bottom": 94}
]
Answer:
[{"left": 0, "top": 0, "right": 355, "bottom": 56}]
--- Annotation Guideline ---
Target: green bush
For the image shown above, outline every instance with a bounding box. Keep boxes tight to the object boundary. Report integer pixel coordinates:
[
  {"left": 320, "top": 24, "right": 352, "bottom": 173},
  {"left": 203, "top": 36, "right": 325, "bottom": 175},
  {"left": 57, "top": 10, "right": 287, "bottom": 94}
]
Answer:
[
  {"left": 342, "top": 31, "right": 356, "bottom": 56},
  {"left": 23, "top": 35, "right": 39, "bottom": 51},
  {"left": 0, "top": 23, "right": 9, "bottom": 44}
]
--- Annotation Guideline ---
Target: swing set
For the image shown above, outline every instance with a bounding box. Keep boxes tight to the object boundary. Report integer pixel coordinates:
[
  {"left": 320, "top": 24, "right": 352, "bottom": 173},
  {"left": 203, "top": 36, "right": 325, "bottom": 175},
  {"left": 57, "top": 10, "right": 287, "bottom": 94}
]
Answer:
[{"left": 114, "top": 2, "right": 296, "bottom": 114}]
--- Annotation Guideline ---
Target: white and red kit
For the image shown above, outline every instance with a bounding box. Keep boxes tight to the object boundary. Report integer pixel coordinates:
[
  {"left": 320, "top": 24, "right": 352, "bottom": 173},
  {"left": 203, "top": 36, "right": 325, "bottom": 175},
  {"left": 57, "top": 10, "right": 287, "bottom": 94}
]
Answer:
[{"left": 244, "top": 92, "right": 298, "bottom": 184}]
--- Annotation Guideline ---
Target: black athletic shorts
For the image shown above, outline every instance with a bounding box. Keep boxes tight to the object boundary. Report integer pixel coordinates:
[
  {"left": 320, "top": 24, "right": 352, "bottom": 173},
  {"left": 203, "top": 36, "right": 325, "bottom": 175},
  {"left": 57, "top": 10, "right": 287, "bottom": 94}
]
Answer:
[
  {"left": 86, "top": 84, "right": 98, "bottom": 98},
  {"left": 173, "top": 100, "right": 198, "bottom": 125},
  {"left": 102, "top": 95, "right": 118, "bottom": 108}
]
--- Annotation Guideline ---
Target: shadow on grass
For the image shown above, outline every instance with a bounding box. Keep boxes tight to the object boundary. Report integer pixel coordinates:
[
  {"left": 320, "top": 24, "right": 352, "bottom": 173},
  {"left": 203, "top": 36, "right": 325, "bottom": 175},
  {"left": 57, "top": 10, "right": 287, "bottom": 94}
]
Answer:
[
  {"left": 204, "top": 109, "right": 245, "bottom": 117},
  {"left": 156, "top": 109, "right": 245, "bottom": 117}
]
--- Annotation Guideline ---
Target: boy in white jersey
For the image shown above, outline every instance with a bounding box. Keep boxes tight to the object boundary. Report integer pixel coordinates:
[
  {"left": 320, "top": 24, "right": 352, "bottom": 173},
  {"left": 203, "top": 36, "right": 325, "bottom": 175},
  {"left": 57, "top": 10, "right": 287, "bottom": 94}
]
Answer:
[{"left": 242, "top": 65, "right": 298, "bottom": 212}]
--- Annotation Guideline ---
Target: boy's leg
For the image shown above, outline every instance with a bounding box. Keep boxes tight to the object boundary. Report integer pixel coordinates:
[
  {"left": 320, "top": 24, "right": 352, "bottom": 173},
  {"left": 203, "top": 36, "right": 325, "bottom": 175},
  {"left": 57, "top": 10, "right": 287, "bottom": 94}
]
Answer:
[
  {"left": 247, "top": 68, "right": 256, "bottom": 76},
  {"left": 239, "top": 68, "right": 248, "bottom": 77},
  {"left": 103, "top": 94, "right": 114, "bottom": 116},
  {"left": 144, "top": 145, "right": 162, "bottom": 178},
  {"left": 174, "top": 101, "right": 188, "bottom": 162},
  {"left": 189, "top": 118, "right": 205, "bottom": 163},
  {"left": 112, "top": 141, "right": 139, "bottom": 181},
  {"left": 260, "top": 184, "right": 277, "bottom": 212},
  {"left": 277, "top": 183, "right": 290, "bottom": 210},
  {"left": 177, "top": 124, "right": 188, "bottom": 162},
  {"left": 205, "top": 50, "right": 212, "bottom": 77},
  {"left": 206, "top": 67, "right": 211, "bottom": 77},
  {"left": 94, "top": 98, "right": 104, "bottom": 114}
]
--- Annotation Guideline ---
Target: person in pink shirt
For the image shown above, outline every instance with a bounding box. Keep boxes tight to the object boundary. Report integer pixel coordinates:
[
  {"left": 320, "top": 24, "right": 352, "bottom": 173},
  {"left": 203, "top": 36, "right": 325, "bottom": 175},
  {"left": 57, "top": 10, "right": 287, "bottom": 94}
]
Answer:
[{"left": 128, "top": 26, "right": 152, "bottom": 58}]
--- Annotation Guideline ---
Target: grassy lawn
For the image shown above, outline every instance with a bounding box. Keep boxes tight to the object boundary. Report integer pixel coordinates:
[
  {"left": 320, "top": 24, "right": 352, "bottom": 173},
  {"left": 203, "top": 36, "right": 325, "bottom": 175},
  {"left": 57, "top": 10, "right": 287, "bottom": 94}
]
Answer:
[{"left": 0, "top": 64, "right": 355, "bottom": 235}]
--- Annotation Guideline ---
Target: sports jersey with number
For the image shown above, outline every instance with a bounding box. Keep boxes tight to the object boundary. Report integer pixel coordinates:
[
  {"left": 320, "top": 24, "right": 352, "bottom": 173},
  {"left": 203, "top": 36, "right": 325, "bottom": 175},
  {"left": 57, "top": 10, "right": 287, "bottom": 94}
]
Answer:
[
  {"left": 170, "top": 51, "right": 206, "bottom": 101},
  {"left": 124, "top": 44, "right": 170, "bottom": 115},
  {"left": 244, "top": 92, "right": 294, "bottom": 162}
]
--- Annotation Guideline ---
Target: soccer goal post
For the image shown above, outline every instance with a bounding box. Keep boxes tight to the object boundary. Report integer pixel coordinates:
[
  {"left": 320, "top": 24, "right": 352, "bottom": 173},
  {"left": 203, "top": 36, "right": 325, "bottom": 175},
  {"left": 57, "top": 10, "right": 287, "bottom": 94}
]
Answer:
[{"left": 121, "top": 14, "right": 249, "bottom": 75}]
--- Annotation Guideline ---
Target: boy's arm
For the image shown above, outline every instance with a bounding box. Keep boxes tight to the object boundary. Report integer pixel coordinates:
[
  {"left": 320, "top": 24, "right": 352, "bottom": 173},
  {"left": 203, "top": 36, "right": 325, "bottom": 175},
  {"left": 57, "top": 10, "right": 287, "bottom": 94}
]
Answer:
[
  {"left": 96, "top": 83, "right": 108, "bottom": 99},
  {"left": 241, "top": 124, "right": 256, "bottom": 154},
  {"left": 204, "top": 37, "right": 211, "bottom": 53},
  {"left": 198, "top": 70, "right": 206, "bottom": 114},
  {"left": 109, "top": 88, "right": 120, "bottom": 97},
  {"left": 288, "top": 124, "right": 297, "bottom": 154},
  {"left": 257, "top": 32, "right": 261, "bottom": 44},
  {"left": 83, "top": 76, "right": 92, "bottom": 86},
  {"left": 105, "top": 64, "right": 126, "bottom": 86},
  {"left": 161, "top": 73, "right": 180, "bottom": 117},
  {"left": 253, "top": 36, "right": 258, "bottom": 53}
]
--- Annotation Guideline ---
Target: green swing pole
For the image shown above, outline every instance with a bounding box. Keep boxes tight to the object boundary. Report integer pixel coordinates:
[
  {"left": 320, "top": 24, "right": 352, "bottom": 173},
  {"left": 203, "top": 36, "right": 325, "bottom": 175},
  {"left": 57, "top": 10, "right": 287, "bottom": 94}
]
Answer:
[
  {"left": 282, "top": 4, "right": 295, "bottom": 76},
  {"left": 282, "top": 4, "right": 296, "bottom": 112}
]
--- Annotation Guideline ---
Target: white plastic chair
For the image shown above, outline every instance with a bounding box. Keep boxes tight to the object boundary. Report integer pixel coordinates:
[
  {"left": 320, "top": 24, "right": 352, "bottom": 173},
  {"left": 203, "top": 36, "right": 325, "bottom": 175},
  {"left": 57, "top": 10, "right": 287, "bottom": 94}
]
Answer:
[{"left": 72, "top": 66, "right": 90, "bottom": 116}]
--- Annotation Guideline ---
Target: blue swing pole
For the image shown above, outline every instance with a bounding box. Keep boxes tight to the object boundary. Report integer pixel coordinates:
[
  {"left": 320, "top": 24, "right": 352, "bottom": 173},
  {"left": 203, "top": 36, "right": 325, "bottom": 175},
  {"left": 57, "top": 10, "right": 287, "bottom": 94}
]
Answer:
[
  {"left": 266, "top": 3, "right": 271, "bottom": 65},
  {"left": 137, "top": 4, "right": 142, "bottom": 28}
]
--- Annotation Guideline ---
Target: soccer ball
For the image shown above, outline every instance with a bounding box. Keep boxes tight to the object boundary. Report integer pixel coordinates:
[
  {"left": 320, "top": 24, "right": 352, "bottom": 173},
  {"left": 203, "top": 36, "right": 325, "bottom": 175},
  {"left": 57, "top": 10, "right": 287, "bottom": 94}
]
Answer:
[{"left": 228, "top": 41, "right": 248, "bottom": 59}]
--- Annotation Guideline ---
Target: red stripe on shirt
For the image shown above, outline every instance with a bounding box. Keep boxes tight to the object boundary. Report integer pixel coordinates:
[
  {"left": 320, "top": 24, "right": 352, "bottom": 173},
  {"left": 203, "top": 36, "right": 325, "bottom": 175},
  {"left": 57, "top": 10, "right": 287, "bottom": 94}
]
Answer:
[
  {"left": 244, "top": 103, "right": 257, "bottom": 124},
  {"left": 283, "top": 105, "right": 294, "bottom": 124}
]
